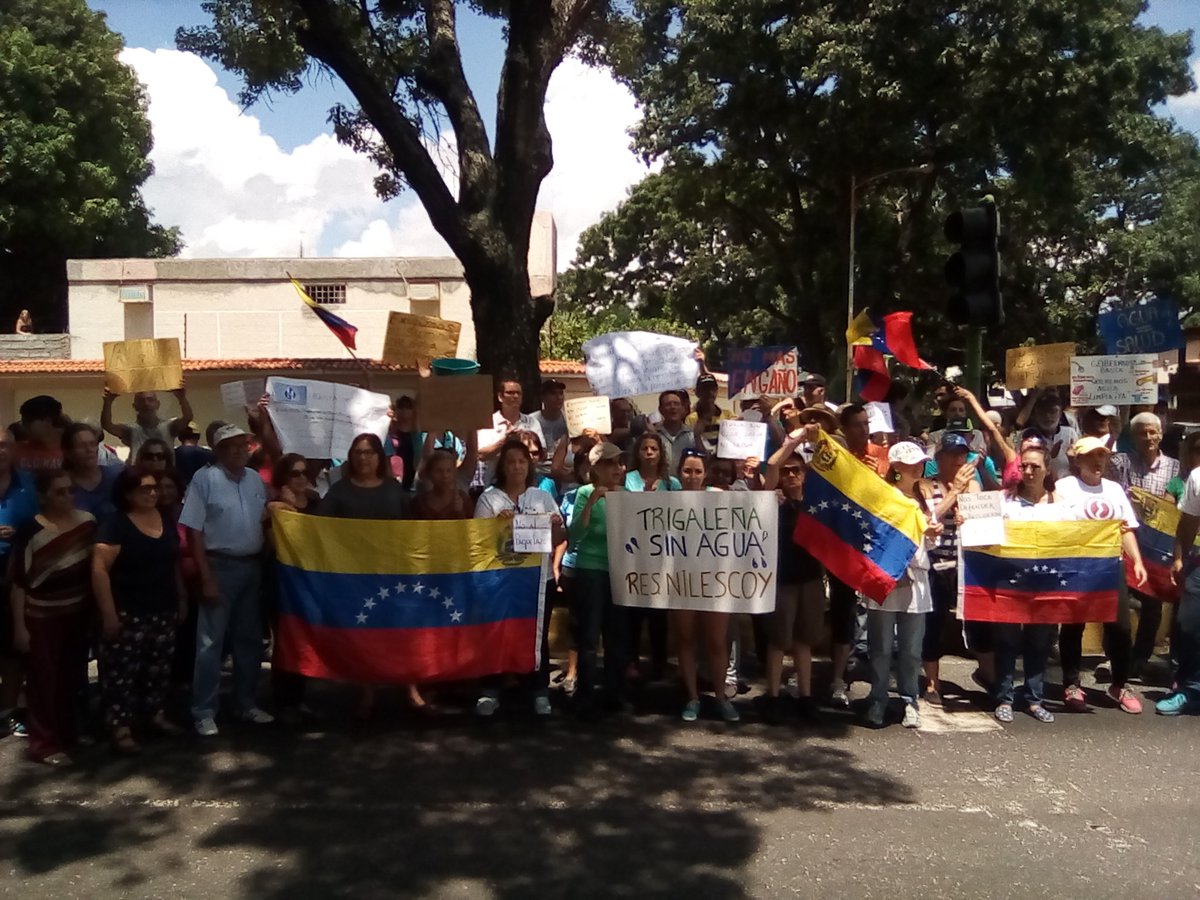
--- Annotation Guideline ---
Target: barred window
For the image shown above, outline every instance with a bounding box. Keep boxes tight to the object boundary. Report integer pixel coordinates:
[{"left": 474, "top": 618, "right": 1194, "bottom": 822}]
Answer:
[{"left": 304, "top": 283, "right": 346, "bottom": 304}]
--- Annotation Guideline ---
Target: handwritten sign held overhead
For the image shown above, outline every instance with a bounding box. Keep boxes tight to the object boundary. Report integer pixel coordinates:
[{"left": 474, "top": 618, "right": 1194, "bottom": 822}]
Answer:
[
  {"left": 1004, "top": 343, "right": 1074, "bottom": 390},
  {"left": 582, "top": 331, "right": 699, "bottom": 399},
  {"left": 1069, "top": 354, "right": 1157, "bottom": 406},
  {"left": 564, "top": 396, "right": 612, "bottom": 437},
  {"left": 380, "top": 312, "right": 461, "bottom": 366},
  {"left": 727, "top": 346, "right": 799, "bottom": 398},
  {"left": 220, "top": 379, "right": 268, "bottom": 414},
  {"left": 103, "top": 338, "right": 184, "bottom": 394},
  {"left": 417, "top": 374, "right": 494, "bottom": 436},
  {"left": 716, "top": 419, "right": 768, "bottom": 460},
  {"left": 266, "top": 377, "right": 391, "bottom": 459},
  {"left": 607, "top": 491, "right": 778, "bottom": 613}
]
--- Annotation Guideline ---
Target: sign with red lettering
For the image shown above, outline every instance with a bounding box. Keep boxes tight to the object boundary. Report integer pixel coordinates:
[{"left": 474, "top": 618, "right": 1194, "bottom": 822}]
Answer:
[{"left": 727, "top": 346, "right": 800, "bottom": 398}]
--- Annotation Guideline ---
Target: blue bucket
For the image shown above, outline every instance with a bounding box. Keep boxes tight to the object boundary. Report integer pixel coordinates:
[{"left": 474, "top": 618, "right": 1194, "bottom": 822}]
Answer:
[{"left": 431, "top": 357, "right": 481, "bottom": 376}]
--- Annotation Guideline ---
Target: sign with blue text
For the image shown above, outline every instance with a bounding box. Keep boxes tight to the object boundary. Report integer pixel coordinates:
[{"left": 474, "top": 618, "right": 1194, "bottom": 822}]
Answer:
[
  {"left": 606, "top": 491, "right": 778, "bottom": 613},
  {"left": 727, "top": 346, "right": 800, "bottom": 398},
  {"left": 1097, "top": 296, "right": 1183, "bottom": 356}
]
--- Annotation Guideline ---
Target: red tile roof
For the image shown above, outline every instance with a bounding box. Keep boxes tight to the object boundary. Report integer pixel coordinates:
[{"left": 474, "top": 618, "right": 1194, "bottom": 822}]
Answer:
[{"left": 0, "top": 357, "right": 586, "bottom": 376}]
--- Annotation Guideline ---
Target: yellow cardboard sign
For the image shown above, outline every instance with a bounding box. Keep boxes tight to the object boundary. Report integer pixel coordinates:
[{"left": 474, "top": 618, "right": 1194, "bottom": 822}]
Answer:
[
  {"left": 103, "top": 338, "right": 183, "bottom": 393},
  {"left": 1005, "top": 342, "right": 1074, "bottom": 390},
  {"left": 417, "top": 375, "right": 494, "bottom": 436},
  {"left": 380, "top": 312, "right": 461, "bottom": 366}
]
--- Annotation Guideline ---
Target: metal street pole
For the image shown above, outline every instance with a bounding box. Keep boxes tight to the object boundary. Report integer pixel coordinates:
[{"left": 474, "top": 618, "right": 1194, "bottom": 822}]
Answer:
[{"left": 845, "top": 175, "right": 857, "bottom": 403}]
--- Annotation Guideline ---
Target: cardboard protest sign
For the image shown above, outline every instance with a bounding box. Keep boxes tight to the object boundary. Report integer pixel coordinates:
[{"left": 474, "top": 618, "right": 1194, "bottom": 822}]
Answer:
[
  {"left": 1004, "top": 343, "right": 1074, "bottom": 390},
  {"left": 564, "top": 396, "right": 612, "bottom": 437},
  {"left": 957, "top": 491, "right": 1005, "bottom": 547},
  {"left": 607, "top": 491, "right": 778, "bottom": 613},
  {"left": 417, "top": 374, "right": 494, "bottom": 436},
  {"left": 727, "top": 346, "right": 799, "bottom": 398},
  {"left": 380, "top": 312, "right": 461, "bottom": 366},
  {"left": 266, "top": 377, "right": 391, "bottom": 458},
  {"left": 716, "top": 419, "right": 768, "bottom": 460},
  {"left": 1097, "top": 296, "right": 1184, "bottom": 356},
  {"left": 220, "top": 379, "right": 267, "bottom": 414},
  {"left": 512, "top": 514, "right": 553, "bottom": 554},
  {"left": 582, "top": 331, "right": 699, "bottom": 398},
  {"left": 1069, "top": 354, "right": 1157, "bottom": 406},
  {"left": 103, "top": 338, "right": 183, "bottom": 394}
]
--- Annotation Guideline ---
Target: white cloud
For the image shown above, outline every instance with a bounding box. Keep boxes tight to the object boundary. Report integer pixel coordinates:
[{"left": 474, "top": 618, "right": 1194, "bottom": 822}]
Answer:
[
  {"left": 1164, "top": 58, "right": 1200, "bottom": 134},
  {"left": 125, "top": 48, "right": 649, "bottom": 267}
]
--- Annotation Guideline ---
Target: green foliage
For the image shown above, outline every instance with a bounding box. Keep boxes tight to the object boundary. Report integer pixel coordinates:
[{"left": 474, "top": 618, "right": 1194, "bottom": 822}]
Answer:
[
  {"left": 564, "top": 0, "right": 1198, "bottom": 377},
  {"left": 0, "top": 0, "right": 179, "bottom": 330},
  {"left": 540, "top": 293, "right": 701, "bottom": 362}
]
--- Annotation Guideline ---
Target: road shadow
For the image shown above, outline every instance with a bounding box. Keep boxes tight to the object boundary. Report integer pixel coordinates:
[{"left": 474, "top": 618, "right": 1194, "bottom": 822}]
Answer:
[{"left": 0, "top": 673, "right": 913, "bottom": 898}]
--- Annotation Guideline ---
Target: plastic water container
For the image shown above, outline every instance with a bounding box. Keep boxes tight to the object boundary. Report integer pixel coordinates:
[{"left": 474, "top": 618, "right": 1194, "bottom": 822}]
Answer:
[{"left": 431, "top": 357, "right": 480, "bottom": 376}]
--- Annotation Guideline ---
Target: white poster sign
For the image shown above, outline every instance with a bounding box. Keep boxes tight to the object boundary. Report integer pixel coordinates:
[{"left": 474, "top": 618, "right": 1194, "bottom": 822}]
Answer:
[
  {"left": 266, "top": 377, "right": 391, "bottom": 459},
  {"left": 716, "top": 420, "right": 768, "bottom": 460},
  {"left": 582, "top": 331, "right": 700, "bottom": 398},
  {"left": 1069, "top": 354, "right": 1157, "bottom": 406},
  {"left": 865, "top": 401, "right": 895, "bottom": 434},
  {"left": 564, "top": 396, "right": 612, "bottom": 438},
  {"left": 220, "top": 379, "right": 267, "bottom": 414},
  {"left": 606, "top": 491, "right": 778, "bottom": 613},
  {"left": 957, "top": 491, "right": 1006, "bottom": 547},
  {"left": 511, "top": 514, "right": 553, "bottom": 554}
]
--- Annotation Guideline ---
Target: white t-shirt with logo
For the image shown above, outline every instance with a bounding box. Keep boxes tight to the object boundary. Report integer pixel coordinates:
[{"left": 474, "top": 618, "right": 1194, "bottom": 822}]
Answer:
[{"left": 1053, "top": 476, "right": 1138, "bottom": 530}]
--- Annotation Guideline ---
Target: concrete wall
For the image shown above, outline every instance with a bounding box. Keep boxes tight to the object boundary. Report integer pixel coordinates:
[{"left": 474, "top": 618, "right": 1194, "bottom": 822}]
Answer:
[
  {"left": 0, "top": 335, "right": 72, "bottom": 359},
  {"left": 66, "top": 258, "right": 475, "bottom": 362}
]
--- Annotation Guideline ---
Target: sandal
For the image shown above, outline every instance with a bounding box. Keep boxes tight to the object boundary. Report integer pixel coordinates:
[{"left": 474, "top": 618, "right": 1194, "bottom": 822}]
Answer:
[
  {"left": 38, "top": 751, "right": 73, "bottom": 767},
  {"left": 110, "top": 728, "right": 142, "bottom": 756},
  {"left": 993, "top": 703, "right": 1014, "bottom": 724},
  {"left": 1027, "top": 704, "right": 1055, "bottom": 724}
]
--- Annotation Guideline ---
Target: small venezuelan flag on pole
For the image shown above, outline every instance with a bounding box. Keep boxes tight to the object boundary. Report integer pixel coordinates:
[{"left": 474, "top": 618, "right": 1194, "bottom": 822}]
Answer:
[{"left": 290, "top": 275, "right": 359, "bottom": 351}]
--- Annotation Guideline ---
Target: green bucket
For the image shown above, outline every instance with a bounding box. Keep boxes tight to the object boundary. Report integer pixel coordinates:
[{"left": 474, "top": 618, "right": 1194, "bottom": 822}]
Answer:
[{"left": 431, "top": 357, "right": 481, "bottom": 376}]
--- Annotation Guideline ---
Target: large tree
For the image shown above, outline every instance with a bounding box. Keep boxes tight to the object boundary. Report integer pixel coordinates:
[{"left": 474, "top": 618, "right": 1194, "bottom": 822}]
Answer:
[
  {"left": 568, "top": 0, "right": 1195, "bottom": 384},
  {"left": 179, "top": 1, "right": 610, "bottom": 399},
  {"left": 0, "top": 0, "right": 179, "bottom": 333}
]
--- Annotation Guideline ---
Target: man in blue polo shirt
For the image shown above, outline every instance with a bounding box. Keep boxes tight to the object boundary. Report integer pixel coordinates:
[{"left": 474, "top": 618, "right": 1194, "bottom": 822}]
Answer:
[{"left": 180, "top": 424, "right": 273, "bottom": 736}]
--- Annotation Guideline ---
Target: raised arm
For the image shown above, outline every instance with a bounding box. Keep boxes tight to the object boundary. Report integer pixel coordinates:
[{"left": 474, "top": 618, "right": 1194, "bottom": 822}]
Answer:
[
  {"left": 101, "top": 389, "right": 133, "bottom": 445},
  {"left": 762, "top": 431, "right": 805, "bottom": 492},
  {"left": 956, "top": 386, "right": 1014, "bottom": 465},
  {"left": 169, "top": 385, "right": 195, "bottom": 438}
]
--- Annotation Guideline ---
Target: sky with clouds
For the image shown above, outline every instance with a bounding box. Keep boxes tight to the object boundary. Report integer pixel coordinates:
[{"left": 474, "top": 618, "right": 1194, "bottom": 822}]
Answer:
[{"left": 89, "top": 1, "right": 1198, "bottom": 268}]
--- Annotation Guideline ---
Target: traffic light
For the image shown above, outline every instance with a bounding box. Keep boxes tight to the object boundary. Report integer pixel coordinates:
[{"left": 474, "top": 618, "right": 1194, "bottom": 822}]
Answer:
[{"left": 944, "top": 200, "right": 1002, "bottom": 327}]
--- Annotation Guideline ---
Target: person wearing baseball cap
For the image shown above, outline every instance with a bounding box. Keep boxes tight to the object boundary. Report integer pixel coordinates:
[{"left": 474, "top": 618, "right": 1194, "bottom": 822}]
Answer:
[
  {"left": 801, "top": 373, "right": 840, "bottom": 413},
  {"left": 1016, "top": 389, "right": 1079, "bottom": 480},
  {"left": 179, "top": 423, "right": 273, "bottom": 736},
  {"left": 569, "top": 442, "right": 629, "bottom": 718},
  {"left": 1053, "top": 435, "right": 1147, "bottom": 714},
  {"left": 686, "top": 369, "right": 734, "bottom": 455},
  {"left": 862, "top": 440, "right": 938, "bottom": 729}
]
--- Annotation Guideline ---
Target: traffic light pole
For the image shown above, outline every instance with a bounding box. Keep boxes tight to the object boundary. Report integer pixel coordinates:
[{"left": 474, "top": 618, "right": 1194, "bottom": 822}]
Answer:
[{"left": 964, "top": 326, "right": 984, "bottom": 397}]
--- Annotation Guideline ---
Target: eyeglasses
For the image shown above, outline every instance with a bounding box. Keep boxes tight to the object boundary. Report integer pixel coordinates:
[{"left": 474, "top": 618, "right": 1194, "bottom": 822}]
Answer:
[
  {"left": 780, "top": 466, "right": 803, "bottom": 475},
  {"left": 289, "top": 468, "right": 308, "bottom": 478},
  {"left": 135, "top": 483, "right": 160, "bottom": 493},
  {"left": 142, "top": 452, "right": 166, "bottom": 461}
]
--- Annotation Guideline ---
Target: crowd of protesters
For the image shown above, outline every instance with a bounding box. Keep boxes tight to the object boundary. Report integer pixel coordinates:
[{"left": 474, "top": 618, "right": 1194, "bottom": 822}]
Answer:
[{"left": 3, "top": 357, "right": 1200, "bottom": 769}]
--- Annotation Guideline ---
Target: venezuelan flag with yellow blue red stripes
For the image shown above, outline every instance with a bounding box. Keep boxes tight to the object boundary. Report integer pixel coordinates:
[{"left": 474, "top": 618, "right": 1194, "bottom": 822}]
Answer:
[
  {"left": 272, "top": 510, "right": 546, "bottom": 683},
  {"left": 958, "top": 520, "right": 1122, "bottom": 624},
  {"left": 793, "top": 431, "right": 926, "bottom": 602}
]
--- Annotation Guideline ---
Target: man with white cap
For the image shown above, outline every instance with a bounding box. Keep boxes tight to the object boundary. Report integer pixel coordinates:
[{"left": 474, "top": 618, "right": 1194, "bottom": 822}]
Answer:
[
  {"left": 180, "top": 423, "right": 273, "bottom": 736},
  {"left": 1055, "top": 436, "right": 1148, "bottom": 714}
]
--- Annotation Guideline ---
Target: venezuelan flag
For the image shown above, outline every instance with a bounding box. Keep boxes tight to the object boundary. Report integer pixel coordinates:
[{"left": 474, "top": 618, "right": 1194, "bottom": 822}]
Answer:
[
  {"left": 958, "top": 520, "right": 1122, "bottom": 624},
  {"left": 845, "top": 308, "right": 931, "bottom": 370},
  {"left": 792, "top": 431, "right": 926, "bottom": 602},
  {"left": 290, "top": 276, "right": 359, "bottom": 351},
  {"left": 1129, "top": 487, "right": 1187, "bottom": 602},
  {"left": 272, "top": 510, "right": 546, "bottom": 683}
]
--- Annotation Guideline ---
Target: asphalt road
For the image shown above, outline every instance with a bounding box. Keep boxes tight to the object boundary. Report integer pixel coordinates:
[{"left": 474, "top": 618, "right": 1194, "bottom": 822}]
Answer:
[{"left": 2, "top": 655, "right": 1198, "bottom": 899}]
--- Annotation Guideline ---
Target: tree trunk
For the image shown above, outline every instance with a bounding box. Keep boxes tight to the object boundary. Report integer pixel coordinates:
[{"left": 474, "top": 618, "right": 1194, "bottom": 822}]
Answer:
[{"left": 467, "top": 263, "right": 554, "bottom": 414}]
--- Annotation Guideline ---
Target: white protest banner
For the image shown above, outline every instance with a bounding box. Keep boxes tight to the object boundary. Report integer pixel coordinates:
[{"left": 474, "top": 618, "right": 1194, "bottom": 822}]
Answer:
[
  {"left": 606, "top": 491, "right": 778, "bottom": 613},
  {"left": 220, "top": 379, "right": 267, "bottom": 414},
  {"left": 266, "top": 377, "right": 391, "bottom": 459},
  {"left": 564, "top": 396, "right": 612, "bottom": 437},
  {"left": 1070, "top": 354, "right": 1157, "bottom": 406},
  {"left": 957, "top": 491, "right": 1005, "bottom": 547},
  {"left": 582, "top": 331, "right": 699, "bottom": 398},
  {"left": 511, "top": 514, "right": 553, "bottom": 554},
  {"left": 716, "top": 419, "right": 768, "bottom": 460},
  {"left": 865, "top": 401, "right": 894, "bottom": 434}
]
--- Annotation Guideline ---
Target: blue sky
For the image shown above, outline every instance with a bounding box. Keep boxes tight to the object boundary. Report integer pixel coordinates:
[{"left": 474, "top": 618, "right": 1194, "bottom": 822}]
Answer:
[{"left": 84, "top": 1, "right": 1198, "bottom": 262}]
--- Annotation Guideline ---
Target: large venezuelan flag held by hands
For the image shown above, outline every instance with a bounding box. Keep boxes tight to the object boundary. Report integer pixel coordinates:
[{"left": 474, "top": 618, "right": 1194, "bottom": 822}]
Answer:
[
  {"left": 958, "top": 520, "right": 1121, "bottom": 624},
  {"left": 793, "top": 431, "right": 926, "bottom": 602},
  {"left": 272, "top": 510, "right": 545, "bottom": 682}
]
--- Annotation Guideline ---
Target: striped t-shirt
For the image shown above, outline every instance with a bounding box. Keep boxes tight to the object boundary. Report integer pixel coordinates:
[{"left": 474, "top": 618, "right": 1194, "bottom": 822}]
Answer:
[{"left": 11, "top": 512, "right": 96, "bottom": 617}]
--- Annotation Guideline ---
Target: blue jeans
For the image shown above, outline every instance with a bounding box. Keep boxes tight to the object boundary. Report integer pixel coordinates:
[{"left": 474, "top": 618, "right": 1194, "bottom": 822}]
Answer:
[
  {"left": 868, "top": 608, "right": 925, "bottom": 706},
  {"left": 191, "top": 556, "right": 263, "bottom": 721},
  {"left": 1175, "top": 567, "right": 1200, "bottom": 699},
  {"left": 993, "top": 623, "right": 1056, "bottom": 705}
]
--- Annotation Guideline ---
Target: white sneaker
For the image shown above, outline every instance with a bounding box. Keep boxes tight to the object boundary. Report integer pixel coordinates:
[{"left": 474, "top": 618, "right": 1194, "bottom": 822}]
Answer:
[
  {"left": 195, "top": 717, "right": 219, "bottom": 737},
  {"left": 902, "top": 704, "right": 921, "bottom": 729},
  {"left": 830, "top": 685, "right": 850, "bottom": 708},
  {"left": 476, "top": 694, "right": 500, "bottom": 716},
  {"left": 236, "top": 708, "right": 275, "bottom": 725}
]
